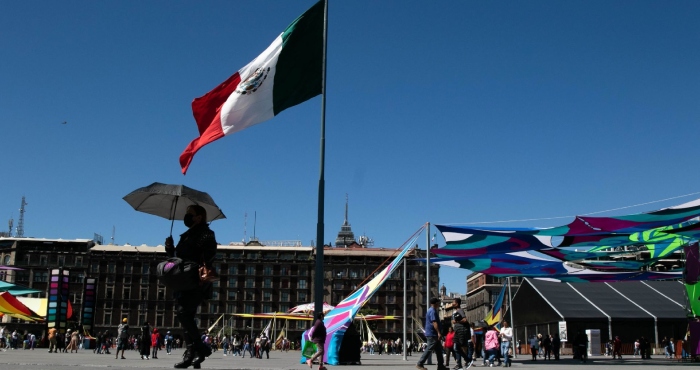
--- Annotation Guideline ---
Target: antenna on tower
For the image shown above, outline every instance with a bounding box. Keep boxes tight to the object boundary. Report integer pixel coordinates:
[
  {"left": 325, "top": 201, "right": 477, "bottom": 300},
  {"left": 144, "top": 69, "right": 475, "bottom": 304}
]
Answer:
[
  {"left": 244, "top": 212, "right": 247, "bottom": 243},
  {"left": 7, "top": 217, "right": 13, "bottom": 237},
  {"left": 16, "top": 196, "right": 27, "bottom": 238},
  {"left": 111, "top": 226, "right": 115, "bottom": 245}
]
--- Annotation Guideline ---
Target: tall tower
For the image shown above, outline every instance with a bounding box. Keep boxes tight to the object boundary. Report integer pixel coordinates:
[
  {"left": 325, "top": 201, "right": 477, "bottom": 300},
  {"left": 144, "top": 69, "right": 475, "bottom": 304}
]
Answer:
[
  {"left": 334, "top": 194, "right": 356, "bottom": 247},
  {"left": 16, "top": 197, "right": 27, "bottom": 238}
]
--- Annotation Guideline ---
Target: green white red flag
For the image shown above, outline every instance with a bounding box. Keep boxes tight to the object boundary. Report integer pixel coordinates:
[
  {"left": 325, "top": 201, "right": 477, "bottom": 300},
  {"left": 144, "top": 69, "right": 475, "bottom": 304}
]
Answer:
[{"left": 180, "top": 0, "right": 324, "bottom": 174}]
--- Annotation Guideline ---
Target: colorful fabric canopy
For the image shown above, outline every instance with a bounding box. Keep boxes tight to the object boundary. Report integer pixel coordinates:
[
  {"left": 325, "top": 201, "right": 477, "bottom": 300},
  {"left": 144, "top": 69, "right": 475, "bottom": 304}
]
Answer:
[
  {"left": 0, "top": 291, "right": 44, "bottom": 321},
  {"left": 435, "top": 199, "right": 700, "bottom": 282},
  {"left": 0, "top": 281, "right": 42, "bottom": 296}
]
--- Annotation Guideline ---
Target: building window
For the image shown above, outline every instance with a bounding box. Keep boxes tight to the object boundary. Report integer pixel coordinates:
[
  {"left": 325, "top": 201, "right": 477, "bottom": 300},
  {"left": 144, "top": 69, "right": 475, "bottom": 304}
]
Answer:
[
  {"left": 212, "top": 291, "right": 219, "bottom": 299},
  {"left": 298, "top": 279, "right": 307, "bottom": 289},
  {"left": 209, "top": 304, "right": 217, "bottom": 314},
  {"left": 124, "top": 262, "right": 132, "bottom": 273},
  {"left": 33, "top": 271, "right": 48, "bottom": 282},
  {"left": 91, "top": 262, "right": 99, "bottom": 273},
  {"left": 263, "top": 291, "right": 271, "bottom": 301},
  {"left": 105, "top": 301, "right": 113, "bottom": 309},
  {"left": 228, "top": 291, "right": 237, "bottom": 300},
  {"left": 281, "top": 266, "right": 290, "bottom": 275},
  {"left": 245, "top": 278, "right": 254, "bottom": 288},
  {"left": 279, "top": 304, "right": 289, "bottom": 312},
  {"left": 106, "top": 276, "right": 115, "bottom": 284},
  {"left": 281, "top": 292, "right": 289, "bottom": 302},
  {"left": 333, "top": 282, "right": 343, "bottom": 290},
  {"left": 349, "top": 269, "right": 359, "bottom": 278},
  {"left": 15, "top": 271, "right": 29, "bottom": 283},
  {"left": 142, "top": 264, "right": 150, "bottom": 274},
  {"left": 227, "top": 304, "right": 236, "bottom": 313},
  {"left": 245, "top": 291, "right": 255, "bottom": 300},
  {"left": 157, "top": 288, "right": 165, "bottom": 300},
  {"left": 297, "top": 321, "right": 306, "bottom": 329},
  {"left": 245, "top": 304, "right": 254, "bottom": 314},
  {"left": 139, "top": 314, "right": 146, "bottom": 325},
  {"left": 140, "top": 289, "right": 148, "bottom": 300},
  {"left": 281, "top": 253, "right": 293, "bottom": 261},
  {"left": 124, "top": 276, "right": 132, "bottom": 284},
  {"left": 108, "top": 262, "right": 116, "bottom": 274},
  {"left": 263, "top": 304, "right": 272, "bottom": 312},
  {"left": 264, "top": 266, "right": 273, "bottom": 275},
  {"left": 228, "top": 266, "right": 237, "bottom": 275},
  {"left": 299, "top": 267, "right": 308, "bottom": 276},
  {"left": 40, "top": 256, "right": 48, "bottom": 266},
  {"left": 228, "top": 277, "right": 237, "bottom": 288},
  {"left": 104, "top": 313, "right": 112, "bottom": 325},
  {"left": 123, "top": 288, "right": 131, "bottom": 300},
  {"left": 106, "top": 287, "right": 113, "bottom": 299},
  {"left": 141, "top": 276, "right": 149, "bottom": 284},
  {"left": 57, "top": 255, "right": 65, "bottom": 266},
  {"left": 156, "top": 314, "right": 164, "bottom": 327},
  {"left": 246, "top": 266, "right": 255, "bottom": 275},
  {"left": 263, "top": 278, "right": 272, "bottom": 289},
  {"left": 298, "top": 292, "right": 307, "bottom": 301},
  {"left": 281, "top": 279, "right": 289, "bottom": 289}
]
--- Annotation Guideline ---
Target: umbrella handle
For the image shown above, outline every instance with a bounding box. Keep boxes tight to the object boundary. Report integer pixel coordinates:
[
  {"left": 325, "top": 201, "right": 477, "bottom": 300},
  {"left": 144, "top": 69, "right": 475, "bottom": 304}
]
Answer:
[{"left": 169, "top": 196, "right": 180, "bottom": 237}]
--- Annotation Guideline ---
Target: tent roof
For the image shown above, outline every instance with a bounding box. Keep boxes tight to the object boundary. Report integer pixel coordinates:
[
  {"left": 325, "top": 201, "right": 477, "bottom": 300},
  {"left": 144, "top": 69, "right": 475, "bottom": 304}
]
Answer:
[{"left": 515, "top": 279, "right": 686, "bottom": 323}]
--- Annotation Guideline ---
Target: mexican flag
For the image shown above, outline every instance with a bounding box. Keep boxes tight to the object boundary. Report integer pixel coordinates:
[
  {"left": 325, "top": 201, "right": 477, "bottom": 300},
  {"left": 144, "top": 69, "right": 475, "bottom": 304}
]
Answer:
[{"left": 180, "top": 0, "right": 324, "bottom": 174}]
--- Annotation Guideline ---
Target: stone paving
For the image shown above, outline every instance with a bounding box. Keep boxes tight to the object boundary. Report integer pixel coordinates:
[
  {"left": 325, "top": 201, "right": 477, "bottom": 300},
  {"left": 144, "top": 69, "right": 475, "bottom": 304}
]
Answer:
[{"left": 0, "top": 348, "right": 695, "bottom": 370}]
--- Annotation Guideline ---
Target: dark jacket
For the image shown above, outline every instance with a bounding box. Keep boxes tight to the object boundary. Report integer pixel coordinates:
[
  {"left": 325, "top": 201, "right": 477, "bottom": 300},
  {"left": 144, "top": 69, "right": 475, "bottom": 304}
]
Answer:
[
  {"left": 310, "top": 319, "right": 327, "bottom": 344},
  {"left": 169, "top": 224, "right": 217, "bottom": 266}
]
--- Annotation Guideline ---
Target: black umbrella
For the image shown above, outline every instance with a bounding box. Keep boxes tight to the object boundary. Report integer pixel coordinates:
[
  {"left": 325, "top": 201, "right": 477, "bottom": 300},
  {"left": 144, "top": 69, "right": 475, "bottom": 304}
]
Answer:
[{"left": 123, "top": 182, "right": 226, "bottom": 236}]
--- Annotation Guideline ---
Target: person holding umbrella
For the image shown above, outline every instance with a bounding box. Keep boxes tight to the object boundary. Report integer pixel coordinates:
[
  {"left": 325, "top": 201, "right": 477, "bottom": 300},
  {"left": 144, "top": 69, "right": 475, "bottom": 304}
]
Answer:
[{"left": 165, "top": 204, "right": 218, "bottom": 369}]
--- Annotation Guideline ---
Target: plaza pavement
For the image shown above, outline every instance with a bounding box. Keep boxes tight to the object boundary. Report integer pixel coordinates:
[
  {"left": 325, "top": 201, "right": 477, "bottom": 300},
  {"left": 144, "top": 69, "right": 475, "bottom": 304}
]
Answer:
[{"left": 0, "top": 349, "right": 695, "bottom": 370}]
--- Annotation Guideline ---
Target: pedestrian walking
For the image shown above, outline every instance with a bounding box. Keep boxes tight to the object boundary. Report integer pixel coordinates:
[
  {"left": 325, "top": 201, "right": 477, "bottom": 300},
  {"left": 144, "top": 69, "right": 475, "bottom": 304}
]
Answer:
[
  {"left": 500, "top": 321, "right": 513, "bottom": 367},
  {"left": 306, "top": 312, "right": 327, "bottom": 370},
  {"left": 48, "top": 327, "right": 58, "bottom": 353},
  {"left": 139, "top": 321, "right": 151, "bottom": 360},
  {"left": 164, "top": 205, "right": 218, "bottom": 369},
  {"left": 151, "top": 328, "right": 160, "bottom": 359},
  {"left": 416, "top": 298, "right": 446, "bottom": 370},
  {"left": 115, "top": 318, "right": 129, "bottom": 360},
  {"left": 165, "top": 331, "right": 173, "bottom": 355}
]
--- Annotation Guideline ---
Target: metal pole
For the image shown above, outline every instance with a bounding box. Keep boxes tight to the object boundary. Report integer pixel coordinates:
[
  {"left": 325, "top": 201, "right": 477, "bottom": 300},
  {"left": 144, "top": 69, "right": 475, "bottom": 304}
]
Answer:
[
  {"left": 314, "top": 0, "right": 329, "bottom": 320},
  {"left": 426, "top": 222, "right": 430, "bottom": 311},
  {"left": 403, "top": 257, "right": 407, "bottom": 361},
  {"left": 508, "top": 277, "right": 516, "bottom": 358}
]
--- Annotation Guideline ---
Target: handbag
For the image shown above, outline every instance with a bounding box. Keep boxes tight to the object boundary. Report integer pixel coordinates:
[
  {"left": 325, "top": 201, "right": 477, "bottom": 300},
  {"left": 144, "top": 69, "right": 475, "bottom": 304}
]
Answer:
[
  {"left": 302, "top": 341, "right": 317, "bottom": 358},
  {"left": 156, "top": 257, "right": 200, "bottom": 292}
]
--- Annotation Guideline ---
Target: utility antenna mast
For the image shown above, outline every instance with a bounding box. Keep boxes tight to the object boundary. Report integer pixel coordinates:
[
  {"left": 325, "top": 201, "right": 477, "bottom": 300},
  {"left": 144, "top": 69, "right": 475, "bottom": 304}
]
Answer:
[
  {"left": 111, "top": 226, "right": 115, "bottom": 245},
  {"left": 16, "top": 197, "right": 27, "bottom": 238},
  {"left": 244, "top": 212, "right": 247, "bottom": 243},
  {"left": 7, "top": 218, "right": 13, "bottom": 237}
]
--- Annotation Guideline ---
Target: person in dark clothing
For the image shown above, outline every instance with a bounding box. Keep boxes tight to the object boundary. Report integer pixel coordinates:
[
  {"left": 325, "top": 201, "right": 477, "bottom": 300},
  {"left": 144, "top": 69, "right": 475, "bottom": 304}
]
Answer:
[
  {"left": 542, "top": 333, "right": 552, "bottom": 360},
  {"left": 165, "top": 205, "right": 218, "bottom": 369},
  {"left": 140, "top": 321, "right": 151, "bottom": 360},
  {"left": 551, "top": 334, "right": 561, "bottom": 360},
  {"left": 574, "top": 331, "right": 588, "bottom": 363},
  {"left": 306, "top": 313, "right": 327, "bottom": 370}
]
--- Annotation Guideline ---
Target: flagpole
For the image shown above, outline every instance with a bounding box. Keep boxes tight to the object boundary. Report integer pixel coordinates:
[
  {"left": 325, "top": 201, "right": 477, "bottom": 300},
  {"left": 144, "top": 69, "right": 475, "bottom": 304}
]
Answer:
[
  {"left": 403, "top": 257, "right": 407, "bottom": 361},
  {"left": 508, "top": 277, "right": 516, "bottom": 358},
  {"left": 314, "top": 0, "right": 329, "bottom": 319}
]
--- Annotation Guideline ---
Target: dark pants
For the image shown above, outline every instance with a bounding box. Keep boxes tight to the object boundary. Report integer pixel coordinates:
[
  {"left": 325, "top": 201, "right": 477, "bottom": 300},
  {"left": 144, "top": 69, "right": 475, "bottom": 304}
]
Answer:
[
  {"left": 175, "top": 288, "right": 208, "bottom": 352},
  {"left": 417, "top": 336, "right": 443, "bottom": 367}
]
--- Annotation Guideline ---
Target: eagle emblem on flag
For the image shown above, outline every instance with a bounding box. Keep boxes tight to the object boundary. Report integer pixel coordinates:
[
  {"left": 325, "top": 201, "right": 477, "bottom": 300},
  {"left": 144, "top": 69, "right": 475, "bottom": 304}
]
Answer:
[{"left": 236, "top": 67, "right": 270, "bottom": 95}]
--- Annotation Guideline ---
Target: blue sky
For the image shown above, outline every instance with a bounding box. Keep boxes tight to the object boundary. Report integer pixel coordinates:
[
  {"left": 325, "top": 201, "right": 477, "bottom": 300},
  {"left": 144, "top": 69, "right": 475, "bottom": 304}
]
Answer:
[{"left": 1, "top": 1, "right": 699, "bottom": 295}]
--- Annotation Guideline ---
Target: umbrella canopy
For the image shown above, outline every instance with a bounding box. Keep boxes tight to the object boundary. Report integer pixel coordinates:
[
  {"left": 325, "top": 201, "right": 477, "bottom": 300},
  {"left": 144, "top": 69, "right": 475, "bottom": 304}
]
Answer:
[
  {"left": 123, "top": 182, "right": 225, "bottom": 234},
  {"left": 0, "top": 291, "right": 44, "bottom": 321}
]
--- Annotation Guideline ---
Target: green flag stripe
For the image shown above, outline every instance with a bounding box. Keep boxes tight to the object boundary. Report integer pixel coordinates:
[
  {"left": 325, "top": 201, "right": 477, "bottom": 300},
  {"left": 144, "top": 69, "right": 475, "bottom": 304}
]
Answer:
[{"left": 273, "top": 0, "right": 324, "bottom": 115}]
